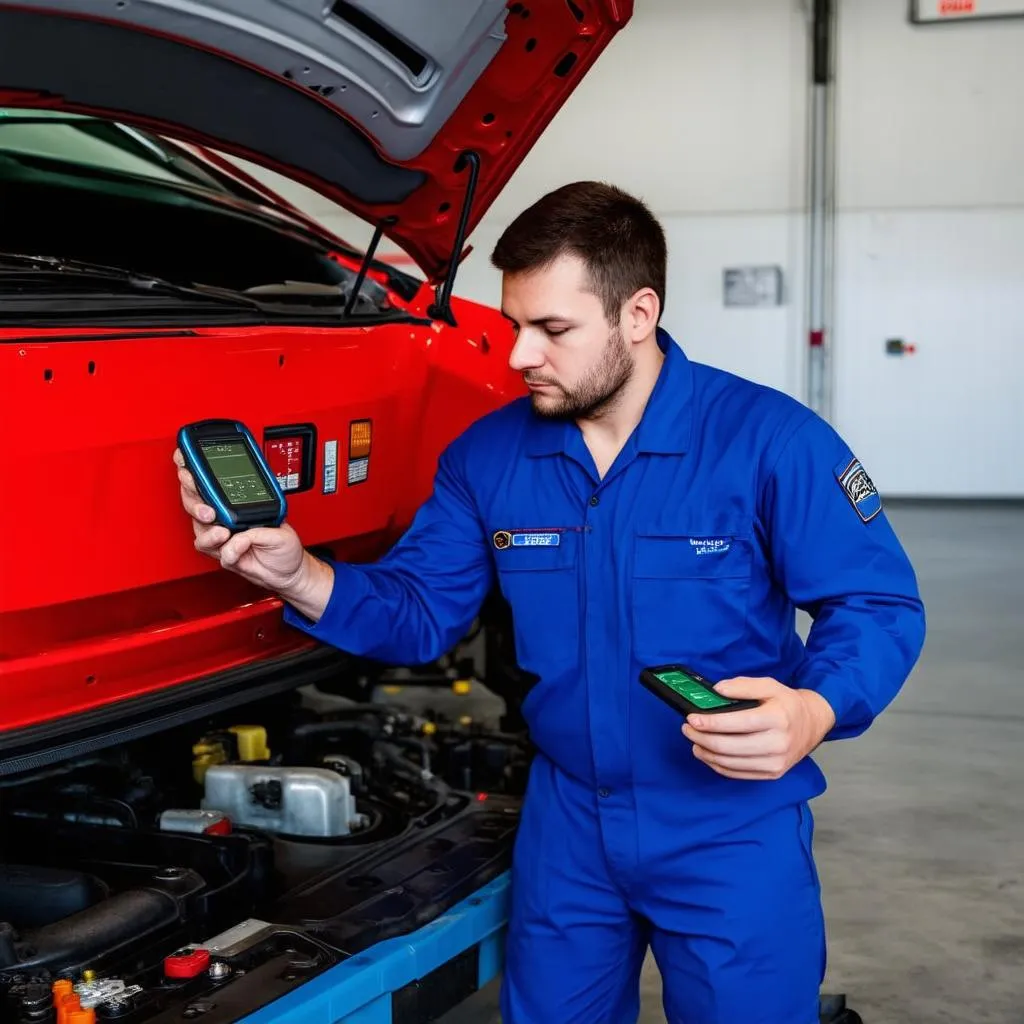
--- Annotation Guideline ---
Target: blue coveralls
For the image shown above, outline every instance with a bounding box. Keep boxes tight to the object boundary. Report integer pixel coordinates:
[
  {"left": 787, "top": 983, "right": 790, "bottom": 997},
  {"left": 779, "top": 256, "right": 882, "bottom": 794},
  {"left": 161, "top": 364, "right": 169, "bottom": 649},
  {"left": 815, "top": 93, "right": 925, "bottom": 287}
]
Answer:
[{"left": 284, "top": 328, "right": 926, "bottom": 1024}]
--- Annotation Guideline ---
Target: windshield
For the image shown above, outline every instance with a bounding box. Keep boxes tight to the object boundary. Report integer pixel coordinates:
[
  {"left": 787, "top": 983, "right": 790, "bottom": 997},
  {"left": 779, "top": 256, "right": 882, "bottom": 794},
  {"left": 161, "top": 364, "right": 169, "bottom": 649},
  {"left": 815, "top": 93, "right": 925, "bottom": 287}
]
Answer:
[
  {"left": 0, "top": 109, "right": 244, "bottom": 192},
  {"left": 0, "top": 110, "right": 404, "bottom": 324}
]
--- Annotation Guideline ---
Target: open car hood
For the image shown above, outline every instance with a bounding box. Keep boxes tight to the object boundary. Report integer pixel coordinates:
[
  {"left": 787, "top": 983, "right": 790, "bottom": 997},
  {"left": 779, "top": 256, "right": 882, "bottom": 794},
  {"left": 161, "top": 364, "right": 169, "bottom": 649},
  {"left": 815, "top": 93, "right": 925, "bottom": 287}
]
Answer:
[{"left": 0, "top": 0, "right": 633, "bottom": 279}]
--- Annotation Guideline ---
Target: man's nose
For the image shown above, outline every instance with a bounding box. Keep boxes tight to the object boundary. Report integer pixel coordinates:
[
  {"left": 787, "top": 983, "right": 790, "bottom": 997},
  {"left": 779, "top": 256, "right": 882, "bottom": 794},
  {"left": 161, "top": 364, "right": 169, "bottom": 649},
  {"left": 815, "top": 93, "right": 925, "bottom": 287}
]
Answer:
[{"left": 508, "top": 333, "right": 544, "bottom": 372}]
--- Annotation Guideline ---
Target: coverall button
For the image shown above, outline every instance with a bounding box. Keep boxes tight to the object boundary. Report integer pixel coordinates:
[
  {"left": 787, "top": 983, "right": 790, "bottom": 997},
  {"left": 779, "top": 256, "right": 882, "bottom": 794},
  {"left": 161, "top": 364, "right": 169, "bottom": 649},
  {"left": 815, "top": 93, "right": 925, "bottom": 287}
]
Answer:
[
  {"left": 589, "top": 495, "right": 600, "bottom": 507},
  {"left": 598, "top": 787, "right": 610, "bottom": 798}
]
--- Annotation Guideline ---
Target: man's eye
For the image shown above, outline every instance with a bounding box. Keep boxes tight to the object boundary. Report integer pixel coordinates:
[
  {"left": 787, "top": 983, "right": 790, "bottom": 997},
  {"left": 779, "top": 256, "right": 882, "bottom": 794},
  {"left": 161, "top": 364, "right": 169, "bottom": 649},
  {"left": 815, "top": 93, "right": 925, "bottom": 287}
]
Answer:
[{"left": 546, "top": 326, "right": 569, "bottom": 337}]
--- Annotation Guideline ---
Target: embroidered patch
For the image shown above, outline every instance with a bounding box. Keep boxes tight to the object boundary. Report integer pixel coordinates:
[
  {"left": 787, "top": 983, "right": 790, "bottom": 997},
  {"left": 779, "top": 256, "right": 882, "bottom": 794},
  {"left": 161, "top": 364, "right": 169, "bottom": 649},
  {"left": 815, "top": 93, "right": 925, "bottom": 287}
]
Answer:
[
  {"left": 837, "top": 458, "right": 882, "bottom": 522},
  {"left": 511, "top": 532, "right": 561, "bottom": 547},
  {"left": 493, "top": 528, "right": 564, "bottom": 550},
  {"left": 689, "top": 538, "right": 731, "bottom": 556}
]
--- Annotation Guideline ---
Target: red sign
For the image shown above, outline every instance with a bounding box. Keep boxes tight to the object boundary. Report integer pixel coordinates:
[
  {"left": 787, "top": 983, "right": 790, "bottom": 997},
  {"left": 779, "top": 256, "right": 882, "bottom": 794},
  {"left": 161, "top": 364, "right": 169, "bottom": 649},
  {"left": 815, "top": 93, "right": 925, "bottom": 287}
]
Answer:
[
  {"left": 264, "top": 436, "right": 305, "bottom": 491},
  {"left": 939, "top": 0, "right": 975, "bottom": 13}
]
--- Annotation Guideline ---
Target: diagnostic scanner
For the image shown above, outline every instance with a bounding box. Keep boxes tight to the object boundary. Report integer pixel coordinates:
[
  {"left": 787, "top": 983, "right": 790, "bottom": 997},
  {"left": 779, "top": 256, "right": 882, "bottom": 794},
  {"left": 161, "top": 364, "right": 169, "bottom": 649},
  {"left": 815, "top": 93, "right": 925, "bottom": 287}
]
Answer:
[
  {"left": 177, "top": 419, "right": 287, "bottom": 531},
  {"left": 640, "top": 664, "right": 759, "bottom": 717}
]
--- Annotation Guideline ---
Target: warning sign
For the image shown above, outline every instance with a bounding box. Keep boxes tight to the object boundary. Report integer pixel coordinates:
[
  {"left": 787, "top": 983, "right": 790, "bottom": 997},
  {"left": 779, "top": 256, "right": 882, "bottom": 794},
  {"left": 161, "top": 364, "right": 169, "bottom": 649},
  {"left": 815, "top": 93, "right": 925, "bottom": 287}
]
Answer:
[{"left": 912, "top": 0, "right": 1023, "bottom": 20}]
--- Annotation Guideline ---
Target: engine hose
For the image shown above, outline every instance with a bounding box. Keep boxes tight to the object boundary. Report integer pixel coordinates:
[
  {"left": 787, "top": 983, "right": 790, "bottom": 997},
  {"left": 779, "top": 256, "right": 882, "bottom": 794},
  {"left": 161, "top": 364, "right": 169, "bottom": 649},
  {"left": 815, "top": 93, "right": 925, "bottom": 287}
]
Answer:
[
  {"left": 290, "top": 720, "right": 380, "bottom": 741},
  {"left": 3, "top": 888, "right": 180, "bottom": 972},
  {"left": 387, "top": 736, "right": 432, "bottom": 774},
  {"left": 0, "top": 758, "right": 108, "bottom": 789},
  {"left": 374, "top": 743, "right": 451, "bottom": 804},
  {"left": 316, "top": 704, "right": 405, "bottom": 719}
]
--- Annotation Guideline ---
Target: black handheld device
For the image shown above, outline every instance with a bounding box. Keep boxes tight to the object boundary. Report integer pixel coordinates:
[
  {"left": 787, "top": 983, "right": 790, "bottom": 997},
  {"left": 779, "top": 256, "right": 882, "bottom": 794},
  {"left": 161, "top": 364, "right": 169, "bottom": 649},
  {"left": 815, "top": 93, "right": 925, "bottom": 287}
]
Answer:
[
  {"left": 177, "top": 419, "right": 287, "bottom": 532},
  {"left": 640, "top": 664, "right": 759, "bottom": 717}
]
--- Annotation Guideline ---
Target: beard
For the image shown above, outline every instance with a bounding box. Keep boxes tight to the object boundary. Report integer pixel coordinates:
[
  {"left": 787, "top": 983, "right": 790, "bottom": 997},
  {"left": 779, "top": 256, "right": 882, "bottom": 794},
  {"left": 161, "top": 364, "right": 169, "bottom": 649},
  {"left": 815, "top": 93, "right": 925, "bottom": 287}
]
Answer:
[{"left": 525, "top": 326, "right": 634, "bottom": 421}]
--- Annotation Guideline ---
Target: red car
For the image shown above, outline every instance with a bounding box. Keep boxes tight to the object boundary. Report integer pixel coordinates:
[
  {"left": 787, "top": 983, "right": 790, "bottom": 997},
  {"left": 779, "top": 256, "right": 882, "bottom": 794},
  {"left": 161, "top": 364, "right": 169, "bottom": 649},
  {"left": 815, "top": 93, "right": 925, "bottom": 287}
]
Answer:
[{"left": 0, "top": 3, "right": 631, "bottom": 1022}]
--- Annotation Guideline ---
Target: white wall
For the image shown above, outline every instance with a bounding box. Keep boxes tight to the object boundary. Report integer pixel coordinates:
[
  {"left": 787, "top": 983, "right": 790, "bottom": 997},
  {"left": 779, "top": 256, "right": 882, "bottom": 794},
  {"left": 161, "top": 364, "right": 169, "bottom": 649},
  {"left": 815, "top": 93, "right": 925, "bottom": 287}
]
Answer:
[
  {"left": 455, "top": 0, "right": 812, "bottom": 401},
  {"left": 227, "top": 0, "right": 1024, "bottom": 496},
  {"left": 234, "top": 0, "right": 811, "bottom": 401},
  {"left": 832, "top": 0, "right": 1024, "bottom": 496}
]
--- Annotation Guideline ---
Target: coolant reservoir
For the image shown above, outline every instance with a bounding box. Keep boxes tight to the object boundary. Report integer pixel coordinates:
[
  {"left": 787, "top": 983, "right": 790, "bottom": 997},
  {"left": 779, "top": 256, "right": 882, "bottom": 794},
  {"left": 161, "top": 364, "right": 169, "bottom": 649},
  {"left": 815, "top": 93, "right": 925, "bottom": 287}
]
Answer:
[{"left": 201, "top": 765, "right": 365, "bottom": 837}]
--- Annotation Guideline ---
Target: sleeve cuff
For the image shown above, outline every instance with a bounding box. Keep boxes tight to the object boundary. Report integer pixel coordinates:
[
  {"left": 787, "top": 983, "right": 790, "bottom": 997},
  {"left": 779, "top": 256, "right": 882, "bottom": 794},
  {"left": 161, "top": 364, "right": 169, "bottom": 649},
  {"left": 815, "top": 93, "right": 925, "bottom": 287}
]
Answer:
[
  {"left": 281, "top": 559, "right": 370, "bottom": 648},
  {"left": 800, "top": 672, "right": 871, "bottom": 741}
]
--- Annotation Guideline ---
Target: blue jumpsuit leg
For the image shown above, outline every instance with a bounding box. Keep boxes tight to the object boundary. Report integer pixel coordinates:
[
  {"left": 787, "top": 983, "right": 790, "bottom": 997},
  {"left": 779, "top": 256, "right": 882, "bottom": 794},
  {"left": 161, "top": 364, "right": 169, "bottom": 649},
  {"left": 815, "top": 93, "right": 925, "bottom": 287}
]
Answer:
[
  {"left": 638, "top": 802, "right": 826, "bottom": 1024},
  {"left": 500, "top": 755, "right": 649, "bottom": 1024}
]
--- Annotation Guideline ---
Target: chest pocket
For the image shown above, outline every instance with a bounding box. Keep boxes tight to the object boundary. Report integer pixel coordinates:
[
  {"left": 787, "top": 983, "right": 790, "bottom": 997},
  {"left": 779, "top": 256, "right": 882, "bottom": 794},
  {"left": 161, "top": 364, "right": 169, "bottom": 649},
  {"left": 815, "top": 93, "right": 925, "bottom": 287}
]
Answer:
[
  {"left": 493, "top": 531, "right": 580, "bottom": 682},
  {"left": 631, "top": 526, "right": 753, "bottom": 669}
]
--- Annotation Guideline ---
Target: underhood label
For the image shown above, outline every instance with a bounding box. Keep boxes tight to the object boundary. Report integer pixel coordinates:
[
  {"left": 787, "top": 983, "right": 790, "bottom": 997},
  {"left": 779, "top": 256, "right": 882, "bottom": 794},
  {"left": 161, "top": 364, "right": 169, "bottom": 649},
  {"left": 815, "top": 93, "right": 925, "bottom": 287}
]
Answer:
[{"left": 323, "top": 439, "right": 338, "bottom": 494}]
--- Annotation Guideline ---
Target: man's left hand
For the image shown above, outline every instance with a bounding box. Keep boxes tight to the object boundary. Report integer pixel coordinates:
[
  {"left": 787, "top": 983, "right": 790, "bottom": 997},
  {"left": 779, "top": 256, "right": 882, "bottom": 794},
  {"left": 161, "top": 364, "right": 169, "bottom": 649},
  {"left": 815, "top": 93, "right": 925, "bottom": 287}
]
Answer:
[{"left": 681, "top": 677, "right": 836, "bottom": 781}]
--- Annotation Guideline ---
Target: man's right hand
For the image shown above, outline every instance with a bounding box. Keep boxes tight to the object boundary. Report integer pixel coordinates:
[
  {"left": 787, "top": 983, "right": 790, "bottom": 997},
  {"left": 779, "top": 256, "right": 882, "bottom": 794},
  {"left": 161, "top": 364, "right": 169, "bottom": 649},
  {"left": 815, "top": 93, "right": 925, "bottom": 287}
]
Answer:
[{"left": 173, "top": 449, "right": 333, "bottom": 619}]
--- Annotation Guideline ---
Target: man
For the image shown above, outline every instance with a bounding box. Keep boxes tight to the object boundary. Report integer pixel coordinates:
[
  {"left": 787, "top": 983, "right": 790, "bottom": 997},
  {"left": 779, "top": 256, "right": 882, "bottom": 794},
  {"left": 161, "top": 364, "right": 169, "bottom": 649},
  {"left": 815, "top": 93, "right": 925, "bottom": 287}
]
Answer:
[{"left": 175, "top": 182, "right": 926, "bottom": 1024}]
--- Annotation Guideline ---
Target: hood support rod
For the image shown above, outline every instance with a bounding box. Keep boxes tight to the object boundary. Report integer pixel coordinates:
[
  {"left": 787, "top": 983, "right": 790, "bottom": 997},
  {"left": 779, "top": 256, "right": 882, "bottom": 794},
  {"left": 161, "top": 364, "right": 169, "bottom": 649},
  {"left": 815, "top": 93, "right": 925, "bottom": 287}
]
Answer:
[
  {"left": 428, "top": 150, "right": 481, "bottom": 327},
  {"left": 343, "top": 215, "right": 395, "bottom": 317}
]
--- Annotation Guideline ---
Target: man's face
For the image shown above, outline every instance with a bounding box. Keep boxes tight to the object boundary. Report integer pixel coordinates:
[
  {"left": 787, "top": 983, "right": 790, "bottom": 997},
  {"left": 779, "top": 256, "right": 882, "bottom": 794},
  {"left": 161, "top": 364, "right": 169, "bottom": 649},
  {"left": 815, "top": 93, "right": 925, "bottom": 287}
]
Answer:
[{"left": 501, "top": 253, "right": 633, "bottom": 420}]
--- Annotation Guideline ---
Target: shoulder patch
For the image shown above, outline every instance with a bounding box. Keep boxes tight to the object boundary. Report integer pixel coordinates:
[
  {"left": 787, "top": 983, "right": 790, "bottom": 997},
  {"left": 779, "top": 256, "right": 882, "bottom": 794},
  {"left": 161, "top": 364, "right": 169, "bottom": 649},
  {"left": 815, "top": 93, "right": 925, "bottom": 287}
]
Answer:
[{"left": 836, "top": 457, "right": 882, "bottom": 523}]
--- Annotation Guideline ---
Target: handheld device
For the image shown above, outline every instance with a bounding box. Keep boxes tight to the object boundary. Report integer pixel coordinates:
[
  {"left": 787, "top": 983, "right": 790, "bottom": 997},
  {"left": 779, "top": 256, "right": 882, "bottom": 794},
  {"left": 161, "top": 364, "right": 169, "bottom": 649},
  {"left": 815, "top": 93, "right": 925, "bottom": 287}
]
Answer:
[
  {"left": 640, "top": 664, "right": 759, "bottom": 717},
  {"left": 177, "top": 419, "right": 287, "bottom": 531}
]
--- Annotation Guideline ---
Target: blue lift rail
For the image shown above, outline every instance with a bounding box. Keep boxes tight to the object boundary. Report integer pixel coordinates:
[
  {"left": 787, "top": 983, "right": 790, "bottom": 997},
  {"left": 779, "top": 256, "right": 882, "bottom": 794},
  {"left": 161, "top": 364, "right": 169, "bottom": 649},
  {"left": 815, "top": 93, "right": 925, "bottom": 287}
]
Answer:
[
  {"left": 239, "top": 872, "right": 510, "bottom": 1024},
  {"left": 236, "top": 870, "right": 862, "bottom": 1024}
]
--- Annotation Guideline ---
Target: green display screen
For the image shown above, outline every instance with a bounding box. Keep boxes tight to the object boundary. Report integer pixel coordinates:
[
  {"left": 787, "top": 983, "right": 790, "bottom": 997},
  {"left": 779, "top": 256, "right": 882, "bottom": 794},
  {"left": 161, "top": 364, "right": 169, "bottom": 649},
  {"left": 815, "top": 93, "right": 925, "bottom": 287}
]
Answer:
[
  {"left": 202, "top": 440, "right": 273, "bottom": 505},
  {"left": 654, "top": 670, "right": 735, "bottom": 709}
]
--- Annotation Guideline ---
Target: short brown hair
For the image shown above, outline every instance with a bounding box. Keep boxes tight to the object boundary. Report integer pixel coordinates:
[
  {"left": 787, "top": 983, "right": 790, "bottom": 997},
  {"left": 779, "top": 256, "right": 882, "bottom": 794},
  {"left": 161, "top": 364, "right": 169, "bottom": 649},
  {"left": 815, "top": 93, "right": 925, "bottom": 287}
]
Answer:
[{"left": 490, "top": 181, "right": 667, "bottom": 324}]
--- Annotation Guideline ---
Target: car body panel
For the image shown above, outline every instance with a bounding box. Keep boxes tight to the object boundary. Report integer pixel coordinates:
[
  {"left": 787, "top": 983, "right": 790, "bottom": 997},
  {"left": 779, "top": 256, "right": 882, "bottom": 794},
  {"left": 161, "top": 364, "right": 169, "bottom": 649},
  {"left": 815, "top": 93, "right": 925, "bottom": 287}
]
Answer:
[{"left": 0, "top": 309, "right": 521, "bottom": 740}]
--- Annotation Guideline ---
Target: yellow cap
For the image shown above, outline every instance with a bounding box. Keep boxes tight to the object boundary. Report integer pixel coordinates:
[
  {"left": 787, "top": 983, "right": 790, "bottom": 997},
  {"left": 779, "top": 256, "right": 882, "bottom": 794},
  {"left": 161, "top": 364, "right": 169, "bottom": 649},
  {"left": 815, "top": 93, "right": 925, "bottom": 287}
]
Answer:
[
  {"left": 229, "top": 725, "right": 271, "bottom": 762},
  {"left": 452, "top": 680, "right": 472, "bottom": 695},
  {"left": 422, "top": 722, "right": 437, "bottom": 736},
  {"left": 459, "top": 715, "right": 473, "bottom": 727},
  {"left": 81, "top": 970, "right": 96, "bottom": 984},
  {"left": 382, "top": 685, "right": 402, "bottom": 695},
  {"left": 192, "top": 740, "right": 227, "bottom": 786}
]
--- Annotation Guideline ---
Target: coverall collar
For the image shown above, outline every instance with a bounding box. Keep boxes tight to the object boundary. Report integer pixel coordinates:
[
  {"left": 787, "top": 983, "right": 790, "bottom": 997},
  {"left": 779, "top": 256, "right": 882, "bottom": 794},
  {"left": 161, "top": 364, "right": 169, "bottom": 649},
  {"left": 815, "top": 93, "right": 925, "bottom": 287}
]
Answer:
[{"left": 525, "top": 326, "right": 694, "bottom": 457}]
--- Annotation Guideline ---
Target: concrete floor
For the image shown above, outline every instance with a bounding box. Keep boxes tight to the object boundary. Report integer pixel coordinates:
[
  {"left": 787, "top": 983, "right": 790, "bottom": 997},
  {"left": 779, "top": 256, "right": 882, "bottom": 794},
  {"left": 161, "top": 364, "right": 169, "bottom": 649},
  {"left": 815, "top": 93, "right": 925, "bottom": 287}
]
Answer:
[{"left": 440, "top": 502, "right": 1024, "bottom": 1023}]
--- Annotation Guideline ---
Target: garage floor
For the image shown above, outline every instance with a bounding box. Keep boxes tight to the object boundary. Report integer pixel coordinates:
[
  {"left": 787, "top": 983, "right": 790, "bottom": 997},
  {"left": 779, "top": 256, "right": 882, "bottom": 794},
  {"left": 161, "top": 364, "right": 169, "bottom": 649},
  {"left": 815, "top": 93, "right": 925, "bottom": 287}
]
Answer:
[{"left": 440, "top": 502, "right": 1024, "bottom": 1024}]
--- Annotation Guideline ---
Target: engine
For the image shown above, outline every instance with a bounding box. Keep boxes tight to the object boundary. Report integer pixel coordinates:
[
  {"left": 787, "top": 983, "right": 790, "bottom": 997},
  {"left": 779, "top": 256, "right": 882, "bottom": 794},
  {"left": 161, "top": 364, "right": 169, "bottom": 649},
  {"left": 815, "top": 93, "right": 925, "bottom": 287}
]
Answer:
[{"left": 0, "top": 674, "right": 530, "bottom": 1024}]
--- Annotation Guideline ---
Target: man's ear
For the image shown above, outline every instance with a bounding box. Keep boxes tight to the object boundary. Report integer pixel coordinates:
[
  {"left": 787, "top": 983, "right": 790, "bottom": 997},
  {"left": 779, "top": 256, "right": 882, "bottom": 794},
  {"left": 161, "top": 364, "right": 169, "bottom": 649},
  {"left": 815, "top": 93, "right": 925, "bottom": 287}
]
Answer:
[{"left": 624, "top": 287, "right": 660, "bottom": 343}]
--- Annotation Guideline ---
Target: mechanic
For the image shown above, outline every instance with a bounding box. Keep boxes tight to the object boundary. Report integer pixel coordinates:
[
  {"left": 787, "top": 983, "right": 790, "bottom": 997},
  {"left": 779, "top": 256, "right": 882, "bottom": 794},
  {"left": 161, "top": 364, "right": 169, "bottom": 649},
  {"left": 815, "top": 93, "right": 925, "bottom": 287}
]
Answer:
[{"left": 174, "top": 181, "right": 926, "bottom": 1024}]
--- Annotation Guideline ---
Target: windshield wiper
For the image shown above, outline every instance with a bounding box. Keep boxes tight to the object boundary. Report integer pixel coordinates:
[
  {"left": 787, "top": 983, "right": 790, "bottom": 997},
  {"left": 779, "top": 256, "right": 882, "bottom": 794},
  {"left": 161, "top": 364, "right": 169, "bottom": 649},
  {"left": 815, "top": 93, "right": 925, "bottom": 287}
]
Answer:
[{"left": 0, "top": 253, "right": 264, "bottom": 310}]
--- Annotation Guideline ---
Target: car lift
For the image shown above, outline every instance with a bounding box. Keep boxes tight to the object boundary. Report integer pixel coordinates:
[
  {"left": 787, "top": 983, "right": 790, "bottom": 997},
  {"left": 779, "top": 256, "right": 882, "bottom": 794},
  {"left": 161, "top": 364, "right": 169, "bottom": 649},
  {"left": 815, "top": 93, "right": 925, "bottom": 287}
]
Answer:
[{"left": 237, "top": 870, "right": 863, "bottom": 1024}]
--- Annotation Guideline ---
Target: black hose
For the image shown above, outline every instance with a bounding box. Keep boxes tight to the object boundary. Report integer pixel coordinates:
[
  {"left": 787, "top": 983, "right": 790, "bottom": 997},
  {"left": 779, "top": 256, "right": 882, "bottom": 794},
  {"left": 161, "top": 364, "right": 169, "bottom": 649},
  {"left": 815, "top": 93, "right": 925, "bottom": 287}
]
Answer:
[
  {"left": 374, "top": 743, "right": 451, "bottom": 805},
  {"left": 4, "top": 888, "right": 180, "bottom": 972},
  {"left": 387, "top": 736, "right": 433, "bottom": 774},
  {"left": 290, "top": 720, "right": 379, "bottom": 741}
]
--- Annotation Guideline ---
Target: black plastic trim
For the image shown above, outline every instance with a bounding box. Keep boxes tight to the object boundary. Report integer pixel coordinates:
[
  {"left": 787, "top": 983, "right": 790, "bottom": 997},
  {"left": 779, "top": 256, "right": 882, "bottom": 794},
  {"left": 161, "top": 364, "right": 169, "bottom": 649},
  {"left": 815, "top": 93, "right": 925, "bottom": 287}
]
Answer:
[
  {"left": 0, "top": 330, "right": 199, "bottom": 345},
  {"left": 392, "top": 946, "right": 480, "bottom": 1023},
  {"left": 0, "top": 311, "right": 432, "bottom": 331},
  {"left": 0, "top": 647, "right": 351, "bottom": 778}
]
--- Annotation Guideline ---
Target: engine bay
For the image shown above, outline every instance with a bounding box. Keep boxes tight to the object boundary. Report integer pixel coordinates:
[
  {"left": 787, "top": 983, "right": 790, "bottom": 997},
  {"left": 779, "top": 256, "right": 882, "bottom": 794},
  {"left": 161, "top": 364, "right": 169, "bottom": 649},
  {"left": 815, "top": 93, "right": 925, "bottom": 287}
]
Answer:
[{"left": 0, "top": 666, "right": 530, "bottom": 1024}]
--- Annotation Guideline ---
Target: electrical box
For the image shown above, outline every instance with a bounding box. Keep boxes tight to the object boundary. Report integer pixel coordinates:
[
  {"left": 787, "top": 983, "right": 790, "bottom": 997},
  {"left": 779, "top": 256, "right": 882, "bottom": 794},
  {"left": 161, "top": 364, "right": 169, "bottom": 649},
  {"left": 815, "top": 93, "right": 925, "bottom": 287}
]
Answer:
[{"left": 723, "top": 266, "right": 784, "bottom": 309}]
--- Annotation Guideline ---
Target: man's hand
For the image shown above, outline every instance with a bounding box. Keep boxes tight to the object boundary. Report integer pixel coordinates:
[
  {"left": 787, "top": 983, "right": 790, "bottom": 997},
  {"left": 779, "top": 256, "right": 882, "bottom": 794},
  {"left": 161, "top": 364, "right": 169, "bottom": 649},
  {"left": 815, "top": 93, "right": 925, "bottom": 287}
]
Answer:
[
  {"left": 172, "top": 448, "right": 333, "bottom": 620},
  {"left": 681, "top": 677, "right": 836, "bottom": 781}
]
